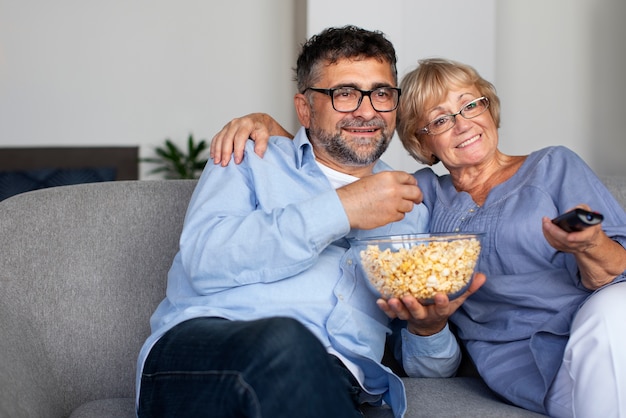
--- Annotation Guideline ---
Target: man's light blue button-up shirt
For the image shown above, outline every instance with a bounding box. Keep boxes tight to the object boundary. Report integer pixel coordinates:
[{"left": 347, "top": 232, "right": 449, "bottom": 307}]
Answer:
[{"left": 136, "top": 127, "right": 460, "bottom": 417}]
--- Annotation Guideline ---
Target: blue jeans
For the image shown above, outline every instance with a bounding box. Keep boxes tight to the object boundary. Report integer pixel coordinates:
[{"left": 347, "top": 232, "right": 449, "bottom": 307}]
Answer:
[{"left": 138, "top": 317, "right": 364, "bottom": 418}]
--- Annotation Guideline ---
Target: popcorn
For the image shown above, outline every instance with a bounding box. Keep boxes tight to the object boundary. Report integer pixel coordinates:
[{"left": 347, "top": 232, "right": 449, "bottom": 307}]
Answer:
[{"left": 358, "top": 236, "right": 481, "bottom": 300}]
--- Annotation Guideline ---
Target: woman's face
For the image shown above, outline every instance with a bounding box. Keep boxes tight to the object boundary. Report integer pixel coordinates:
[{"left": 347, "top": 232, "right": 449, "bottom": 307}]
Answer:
[{"left": 421, "top": 86, "right": 498, "bottom": 170}]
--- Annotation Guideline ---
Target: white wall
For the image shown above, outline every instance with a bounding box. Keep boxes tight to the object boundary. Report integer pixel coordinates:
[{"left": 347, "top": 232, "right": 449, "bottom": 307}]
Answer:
[
  {"left": 309, "top": 0, "right": 626, "bottom": 176},
  {"left": 1, "top": 0, "right": 624, "bottom": 178},
  {"left": 0, "top": 0, "right": 300, "bottom": 178},
  {"left": 496, "top": 0, "right": 626, "bottom": 176}
]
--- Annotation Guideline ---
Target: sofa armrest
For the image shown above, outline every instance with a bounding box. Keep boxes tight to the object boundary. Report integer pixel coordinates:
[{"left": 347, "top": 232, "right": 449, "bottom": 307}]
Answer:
[
  {"left": 0, "top": 180, "right": 197, "bottom": 417},
  {"left": 0, "top": 304, "right": 64, "bottom": 416}
]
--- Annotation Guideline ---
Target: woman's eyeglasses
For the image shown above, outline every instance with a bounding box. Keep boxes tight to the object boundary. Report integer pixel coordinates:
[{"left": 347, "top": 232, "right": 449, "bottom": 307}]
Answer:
[{"left": 420, "top": 97, "right": 490, "bottom": 135}]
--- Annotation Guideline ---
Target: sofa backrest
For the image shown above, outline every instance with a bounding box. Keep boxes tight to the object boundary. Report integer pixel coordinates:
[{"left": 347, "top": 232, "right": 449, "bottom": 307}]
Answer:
[
  {"left": 601, "top": 175, "right": 626, "bottom": 210},
  {"left": 0, "top": 180, "right": 197, "bottom": 417}
]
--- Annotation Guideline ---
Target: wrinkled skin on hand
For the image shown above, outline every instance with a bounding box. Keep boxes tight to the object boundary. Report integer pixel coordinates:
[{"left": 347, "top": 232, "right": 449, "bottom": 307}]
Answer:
[
  {"left": 376, "top": 272, "right": 487, "bottom": 336},
  {"left": 542, "top": 204, "right": 626, "bottom": 290},
  {"left": 210, "top": 113, "right": 287, "bottom": 166}
]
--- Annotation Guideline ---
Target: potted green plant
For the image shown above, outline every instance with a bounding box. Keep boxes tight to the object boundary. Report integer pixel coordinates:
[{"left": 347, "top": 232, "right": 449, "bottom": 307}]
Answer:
[{"left": 141, "top": 134, "right": 208, "bottom": 179}]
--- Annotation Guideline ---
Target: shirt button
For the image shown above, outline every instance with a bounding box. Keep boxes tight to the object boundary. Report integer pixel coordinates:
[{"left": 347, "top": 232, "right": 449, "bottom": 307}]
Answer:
[
  {"left": 454, "top": 228, "right": 460, "bottom": 232},
  {"left": 346, "top": 259, "right": 353, "bottom": 266}
]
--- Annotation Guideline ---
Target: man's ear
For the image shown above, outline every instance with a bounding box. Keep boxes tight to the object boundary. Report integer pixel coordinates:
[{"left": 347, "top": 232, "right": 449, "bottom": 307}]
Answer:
[{"left": 294, "top": 93, "right": 311, "bottom": 128}]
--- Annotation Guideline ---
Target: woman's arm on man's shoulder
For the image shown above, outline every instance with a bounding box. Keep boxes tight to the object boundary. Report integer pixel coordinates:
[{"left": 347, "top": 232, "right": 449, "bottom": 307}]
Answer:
[{"left": 210, "top": 113, "right": 293, "bottom": 166}]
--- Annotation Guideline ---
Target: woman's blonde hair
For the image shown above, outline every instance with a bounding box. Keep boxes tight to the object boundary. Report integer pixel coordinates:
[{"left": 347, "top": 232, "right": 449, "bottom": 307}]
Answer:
[{"left": 396, "top": 58, "right": 501, "bottom": 165}]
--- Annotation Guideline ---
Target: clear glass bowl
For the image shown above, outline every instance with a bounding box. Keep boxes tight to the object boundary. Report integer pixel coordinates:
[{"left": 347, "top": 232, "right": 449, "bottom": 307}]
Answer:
[{"left": 349, "top": 233, "right": 483, "bottom": 303}]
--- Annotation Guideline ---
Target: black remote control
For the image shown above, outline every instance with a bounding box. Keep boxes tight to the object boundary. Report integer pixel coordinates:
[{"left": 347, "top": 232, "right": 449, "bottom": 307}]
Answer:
[{"left": 551, "top": 208, "right": 604, "bottom": 232}]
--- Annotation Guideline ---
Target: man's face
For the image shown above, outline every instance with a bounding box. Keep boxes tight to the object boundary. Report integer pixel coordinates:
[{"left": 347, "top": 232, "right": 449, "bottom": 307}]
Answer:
[{"left": 295, "top": 57, "right": 397, "bottom": 172}]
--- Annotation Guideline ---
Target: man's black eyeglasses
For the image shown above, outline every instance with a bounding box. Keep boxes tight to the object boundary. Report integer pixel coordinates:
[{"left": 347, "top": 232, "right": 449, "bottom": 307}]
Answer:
[{"left": 304, "top": 86, "right": 401, "bottom": 113}]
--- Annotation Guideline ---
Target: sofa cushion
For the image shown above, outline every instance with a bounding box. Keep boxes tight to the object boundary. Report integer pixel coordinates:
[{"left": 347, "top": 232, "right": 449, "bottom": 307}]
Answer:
[
  {"left": 65, "top": 378, "right": 545, "bottom": 418},
  {"left": 69, "top": 398, "right": 135, "bottom": 418},
  {"left": 401, "top": 377, "right": 545, "bottom": 417}
]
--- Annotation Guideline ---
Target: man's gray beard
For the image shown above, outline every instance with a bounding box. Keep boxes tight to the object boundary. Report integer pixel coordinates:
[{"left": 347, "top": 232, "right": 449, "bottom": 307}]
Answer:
[{"left": 308, "top": 119, "right": 392, "bottom": 167}]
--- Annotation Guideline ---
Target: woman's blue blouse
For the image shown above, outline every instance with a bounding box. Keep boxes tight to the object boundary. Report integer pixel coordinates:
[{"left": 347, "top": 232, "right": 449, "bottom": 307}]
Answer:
[{"left": 414, "top": 146, "right": 626, "bottom": 413}]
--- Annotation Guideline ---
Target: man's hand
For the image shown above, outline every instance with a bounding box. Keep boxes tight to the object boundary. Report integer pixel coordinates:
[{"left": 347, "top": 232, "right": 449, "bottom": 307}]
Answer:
[
  {"left": 337, "top": 171, "right": 423, "bottom": 230},
  {"left": 210, "top": 113, "right": 292, "bottom": 166},
  {"left": 376, "top": 272, "right": 486, "bottom": 336}
]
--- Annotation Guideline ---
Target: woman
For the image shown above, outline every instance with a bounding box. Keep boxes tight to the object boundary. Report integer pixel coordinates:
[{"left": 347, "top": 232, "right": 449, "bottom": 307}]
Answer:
[{"left": 209, "top": 58, "right": 626, "bottom": 417}]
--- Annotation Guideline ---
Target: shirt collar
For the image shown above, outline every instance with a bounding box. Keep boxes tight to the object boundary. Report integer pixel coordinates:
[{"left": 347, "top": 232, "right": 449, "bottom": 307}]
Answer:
[
  {"left": 291, "top": 126, "right": 393, "bottom": 174},
  {"left": 292, "top": 126, "right": 316, "bottom": 169}
]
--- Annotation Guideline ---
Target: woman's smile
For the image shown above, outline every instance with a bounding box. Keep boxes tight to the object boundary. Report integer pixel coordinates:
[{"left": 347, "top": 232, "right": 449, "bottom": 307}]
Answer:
[{"left": 456, "top": 133, "right": 481, "bottom": 149}]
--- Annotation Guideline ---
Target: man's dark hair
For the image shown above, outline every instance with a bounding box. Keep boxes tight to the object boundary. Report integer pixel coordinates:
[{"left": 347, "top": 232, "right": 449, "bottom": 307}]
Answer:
[{"left": 295, "top": 25, "right": 398, "bottom": 93}]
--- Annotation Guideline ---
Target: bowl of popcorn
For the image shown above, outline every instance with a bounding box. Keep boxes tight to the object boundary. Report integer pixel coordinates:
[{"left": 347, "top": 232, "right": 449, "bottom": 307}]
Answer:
[{"left": 349, "top": 233, "right": 483, "bottom": 303}]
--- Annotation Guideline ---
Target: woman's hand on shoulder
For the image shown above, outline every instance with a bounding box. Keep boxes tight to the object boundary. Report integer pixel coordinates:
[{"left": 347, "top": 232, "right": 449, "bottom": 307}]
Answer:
[{"left": 209, "top": 113, "right": 293, "bottom": 166}]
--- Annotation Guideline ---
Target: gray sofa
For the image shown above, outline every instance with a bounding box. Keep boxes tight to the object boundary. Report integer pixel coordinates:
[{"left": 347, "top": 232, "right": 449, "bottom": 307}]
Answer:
[{"left": 2, "top": 176, "right": 624, "bottom": 417}]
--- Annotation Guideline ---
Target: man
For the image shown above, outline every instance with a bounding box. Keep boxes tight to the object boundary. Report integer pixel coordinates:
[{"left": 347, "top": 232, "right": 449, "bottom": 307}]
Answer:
[{"left": 137, "top": 26, "right": 483, "bottom": 418}]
